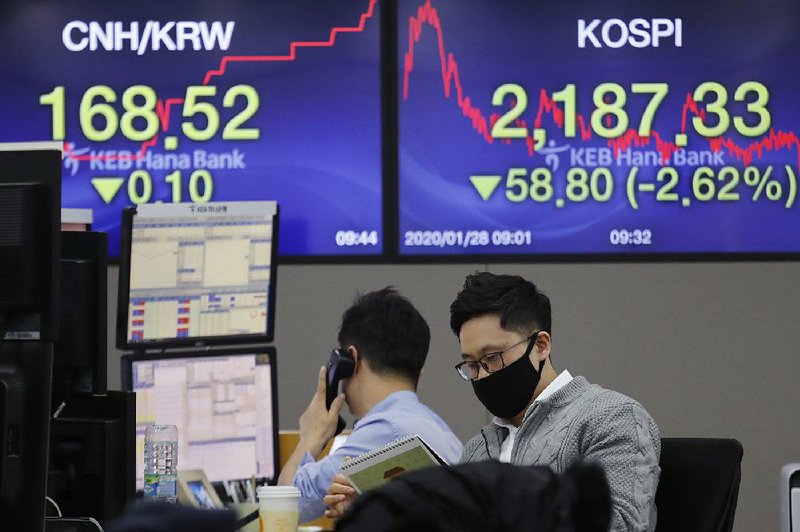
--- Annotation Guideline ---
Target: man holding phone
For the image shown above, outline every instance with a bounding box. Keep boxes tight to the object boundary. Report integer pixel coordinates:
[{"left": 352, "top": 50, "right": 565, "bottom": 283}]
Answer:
[
  {"left": 326, "top": 273, "right": 660, "bottom": 530},
  {"left": 276, "top": 287, "right": 463, "bottom": 523}
]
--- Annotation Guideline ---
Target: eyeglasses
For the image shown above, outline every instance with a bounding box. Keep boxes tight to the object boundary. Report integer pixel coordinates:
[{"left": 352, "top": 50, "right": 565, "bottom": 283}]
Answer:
[{"left": 454, "top": 332, "right": 540, "bottom": 381}]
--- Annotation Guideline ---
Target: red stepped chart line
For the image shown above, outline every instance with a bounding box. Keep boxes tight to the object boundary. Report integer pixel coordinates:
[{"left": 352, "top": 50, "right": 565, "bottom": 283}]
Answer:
[
  {"left": 403, "top": 0, "right": 800, "bottom": 169},
  {"left": 66, "top": 135, "right": 158, "bottom": 162},
  {"left": 64, "top": 0, "right": 378, "bottom": 162}
]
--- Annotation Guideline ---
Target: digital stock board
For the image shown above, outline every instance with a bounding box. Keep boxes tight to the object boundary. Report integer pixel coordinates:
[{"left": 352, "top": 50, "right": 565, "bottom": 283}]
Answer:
[
  {"left": 1, "top": 0, "right": 799, "bottom": 260},
  {"left": 0, "top": 0, "right": 382, "bottom": 257},
  {"left": 397, "top": 0, "right": 800, "bottom": 256}
]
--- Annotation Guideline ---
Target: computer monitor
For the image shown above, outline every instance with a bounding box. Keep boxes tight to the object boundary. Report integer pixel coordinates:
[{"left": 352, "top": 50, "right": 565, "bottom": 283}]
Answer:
[
  {"left": 47, "top": 391, "right": 135, "bottom": 526},
  {"left": 0, "top": 141, "right": 61, "bottom": 342},
  {"left": 0, "top": 141, "right": 61, "bottom": 532},
  {"left": 117, "top": 201, "right": 279, "bottom": 350},
  {"left": 0, "top": 342, "right": 53, "bottom": 532},
  {"left": 53, "top": 231, "right": 108, "bottom": 402},
  {"left": 121, "top": 347, "right": 279, "bottom": 490}
]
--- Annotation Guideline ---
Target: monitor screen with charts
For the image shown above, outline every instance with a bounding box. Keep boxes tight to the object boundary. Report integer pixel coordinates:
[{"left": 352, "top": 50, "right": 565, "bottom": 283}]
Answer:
[
  {"left": 117, "top": 201, "right": 278, "bottom": 349},
  {"left": 122, "top": 348, "right": 279, "bottom": 490}
]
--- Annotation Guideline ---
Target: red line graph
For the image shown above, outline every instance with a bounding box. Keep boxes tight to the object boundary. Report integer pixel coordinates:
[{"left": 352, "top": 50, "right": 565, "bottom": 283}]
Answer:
[
  {"left": 402, "top": 0, "right": 800, "bottom": 168},
  {"left": 64, "top": 0, "right": 378, "bottom": 162}
]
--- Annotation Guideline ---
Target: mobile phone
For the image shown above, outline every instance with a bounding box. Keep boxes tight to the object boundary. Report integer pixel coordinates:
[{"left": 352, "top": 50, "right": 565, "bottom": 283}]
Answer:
[{"left": 326, "top": 348, "right": 355, "bottom": 436}]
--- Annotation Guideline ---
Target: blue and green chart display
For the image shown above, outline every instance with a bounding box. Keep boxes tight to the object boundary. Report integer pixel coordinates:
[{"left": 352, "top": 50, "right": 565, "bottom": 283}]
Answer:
[
  {"left": 0, "top": 0, "right": 382, "bottom": 257},
  {"left": 397, "top": 0, "right": 800, "bottom": 255},
  {"left": 2, "top": 0, "right": 799, "bottom": 259}
]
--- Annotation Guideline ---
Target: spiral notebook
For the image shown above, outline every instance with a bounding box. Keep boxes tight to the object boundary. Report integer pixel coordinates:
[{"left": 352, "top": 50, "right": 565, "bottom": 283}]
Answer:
[{"left": 340, "top": 434, "right": 447, "bottom": 494}]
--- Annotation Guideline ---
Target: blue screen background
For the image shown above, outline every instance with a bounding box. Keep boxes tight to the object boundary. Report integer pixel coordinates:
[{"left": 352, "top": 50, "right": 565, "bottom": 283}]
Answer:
[
  {"left": 397, "top": 0, "right": 800, "bottom": 255},
  {"left": 0, "top": 0, "right": 382, "bottom": 257}
]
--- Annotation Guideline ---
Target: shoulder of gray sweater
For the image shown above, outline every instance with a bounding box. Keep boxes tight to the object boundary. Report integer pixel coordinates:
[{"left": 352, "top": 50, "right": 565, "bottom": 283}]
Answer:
[
  {"left": 548, "top": 377, "right": 659, "bottom": 435},
  {"left": 462, "top": 431, "right": 489, "bottom": 461},
  {"left": 548, "top": 377, "right": 648, "bottom": 412}
]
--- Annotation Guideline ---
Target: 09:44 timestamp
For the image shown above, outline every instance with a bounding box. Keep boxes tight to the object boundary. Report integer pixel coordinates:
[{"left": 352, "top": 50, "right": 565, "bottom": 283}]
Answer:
[{"left": 336, "top": 230, "right": 379, "bottom": 247}]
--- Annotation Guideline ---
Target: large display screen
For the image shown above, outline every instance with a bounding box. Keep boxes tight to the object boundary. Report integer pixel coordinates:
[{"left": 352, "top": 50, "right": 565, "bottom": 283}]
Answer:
[
  {"left": 397, "top": 0, "right": 800, "bottom": 256},
  {"left": 0, "top": 0, "right": 382, "bottom": 257}
]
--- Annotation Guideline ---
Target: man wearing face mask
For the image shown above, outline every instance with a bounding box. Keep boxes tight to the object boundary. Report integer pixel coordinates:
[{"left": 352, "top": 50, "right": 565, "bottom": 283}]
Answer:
[{"left": 452, "top": 271, "right": 660, "bottom": 532}]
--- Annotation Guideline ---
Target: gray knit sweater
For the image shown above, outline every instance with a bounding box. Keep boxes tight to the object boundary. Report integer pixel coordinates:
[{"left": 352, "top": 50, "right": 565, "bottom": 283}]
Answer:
[{"left": 461, "top": 376, "right": 660, "bottom": 532}]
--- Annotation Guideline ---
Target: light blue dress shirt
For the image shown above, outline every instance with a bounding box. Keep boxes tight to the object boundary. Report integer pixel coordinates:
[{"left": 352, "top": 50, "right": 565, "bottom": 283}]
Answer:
[{"left": 292, "top": 390, "right": 463, "bottom": 522}]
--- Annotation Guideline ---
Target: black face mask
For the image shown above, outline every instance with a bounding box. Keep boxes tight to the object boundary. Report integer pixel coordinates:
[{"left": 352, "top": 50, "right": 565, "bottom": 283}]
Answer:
[{"left": 472, "top": 347, "right": 544, "bottom": 419}]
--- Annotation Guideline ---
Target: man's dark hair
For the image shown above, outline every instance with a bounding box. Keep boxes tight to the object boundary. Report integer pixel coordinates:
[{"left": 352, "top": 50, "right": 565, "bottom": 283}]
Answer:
[
  {"left": 338, "top": 287, "right": 430, "bottom": 386},
  {"left": 449, "top": 272, "right": 551, "bottom": 337}
]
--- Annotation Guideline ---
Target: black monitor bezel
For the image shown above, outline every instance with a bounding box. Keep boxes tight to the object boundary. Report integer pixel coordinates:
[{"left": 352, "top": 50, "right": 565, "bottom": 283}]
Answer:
[
  {"left": 120, "top": 346, "right": 280, "bottom": 487},
  {"left": 116, "top": 203, "right": 279, "bottom": 350}
]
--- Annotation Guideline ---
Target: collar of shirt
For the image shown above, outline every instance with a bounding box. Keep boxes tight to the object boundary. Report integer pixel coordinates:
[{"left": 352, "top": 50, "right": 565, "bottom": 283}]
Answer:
[
  {"left": 492, "top": 369, "right": 574, "bottom": 430},
  {"left": 352, "top": 390, "right": 418, "bottom": 429}
]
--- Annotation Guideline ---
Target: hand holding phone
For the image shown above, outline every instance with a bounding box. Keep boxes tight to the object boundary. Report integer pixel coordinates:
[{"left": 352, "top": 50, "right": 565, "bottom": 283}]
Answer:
[{"left": 326, "top": 348, "right": 355, "bottom": 436}]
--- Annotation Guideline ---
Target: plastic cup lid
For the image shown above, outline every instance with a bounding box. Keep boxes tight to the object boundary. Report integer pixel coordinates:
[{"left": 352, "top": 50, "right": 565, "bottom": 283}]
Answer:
[{"left": 257, "top": 486, "right": 301, "bottom": 498}]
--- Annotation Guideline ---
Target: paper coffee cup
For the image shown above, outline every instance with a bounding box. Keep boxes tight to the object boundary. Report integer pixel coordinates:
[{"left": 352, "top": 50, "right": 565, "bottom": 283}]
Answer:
[{"left": 257, "top": 486, "right": 301, "bottom": 532}]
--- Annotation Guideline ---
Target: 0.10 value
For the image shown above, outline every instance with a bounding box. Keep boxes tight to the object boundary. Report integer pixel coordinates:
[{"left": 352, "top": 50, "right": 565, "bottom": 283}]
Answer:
[
  {"left": 123, "top": 169, "right": 213, "bottom": 204},
  {"left": 39, "top": 84, "right": 260, "bottom": 142}
]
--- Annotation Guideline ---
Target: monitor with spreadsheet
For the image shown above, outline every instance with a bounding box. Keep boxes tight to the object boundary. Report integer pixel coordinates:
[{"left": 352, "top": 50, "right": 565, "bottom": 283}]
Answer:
[
  {"left": 117, "top": 201, "right": 278, "bottom": 349},
  {"left": 121, "top": 347, "right": 279, "bottom": 490}
]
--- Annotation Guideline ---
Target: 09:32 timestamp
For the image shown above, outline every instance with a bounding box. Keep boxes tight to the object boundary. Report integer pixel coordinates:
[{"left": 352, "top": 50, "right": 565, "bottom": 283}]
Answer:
[{"left": 609, "top": 229, "right": 652, "bottom": 246}]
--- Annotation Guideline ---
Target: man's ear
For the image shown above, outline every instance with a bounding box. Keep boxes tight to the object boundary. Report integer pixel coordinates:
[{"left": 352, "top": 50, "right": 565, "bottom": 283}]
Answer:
[
  {"left": 533, "top": 331, "right": 551, "bottom": 362},
  {"left": 347, "top": 345, "right": 360, "bottom": 374}
]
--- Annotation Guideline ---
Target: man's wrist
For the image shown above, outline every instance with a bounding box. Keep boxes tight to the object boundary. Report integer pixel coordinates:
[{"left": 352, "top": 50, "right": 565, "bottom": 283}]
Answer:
[{"left": 297, "top": 435, "right": 327, "bottom": 458}]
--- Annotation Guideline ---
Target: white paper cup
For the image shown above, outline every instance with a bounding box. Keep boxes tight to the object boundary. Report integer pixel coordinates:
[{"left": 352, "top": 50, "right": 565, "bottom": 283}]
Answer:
[{"left": 257, "top": 486, "right": 301, "bottom": 532}]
